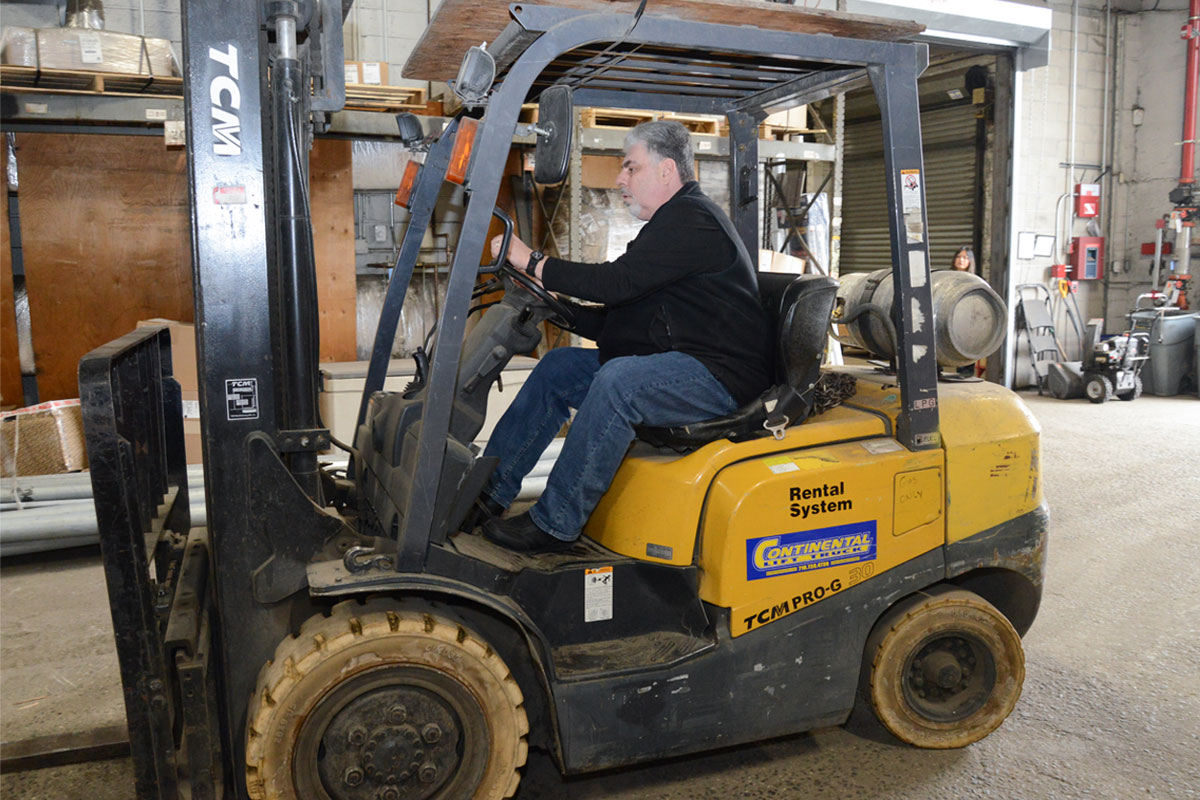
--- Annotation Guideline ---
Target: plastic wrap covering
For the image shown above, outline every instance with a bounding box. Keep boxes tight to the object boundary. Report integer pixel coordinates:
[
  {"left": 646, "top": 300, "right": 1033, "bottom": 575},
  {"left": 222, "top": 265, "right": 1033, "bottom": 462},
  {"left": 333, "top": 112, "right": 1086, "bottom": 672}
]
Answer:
[
  {"left": 800, "top": 192, "right": 830, "bottom": 273},
  {"left": 577, "top": 188, "right": 646, "bottom": 263},
  {"left": 356, "top": 271, "right": 446, "bottom": 359},
  {"left": 66, "top": 0, "right": 105, "bottom": 30},
  {"left": 0, "top": 27, "right": 179, "bottom": 76},
  {"left": 1, "top": 400, "right": 89, "bottom": 479},
  {"left": 352, "top": 140, "right": 416, "bottom": 191},
  {"left": 6, "top": 132, "right": 17, "bottom": 190},
  {"left": 1, "top": 28, "right": 38, "bottom": 67}
]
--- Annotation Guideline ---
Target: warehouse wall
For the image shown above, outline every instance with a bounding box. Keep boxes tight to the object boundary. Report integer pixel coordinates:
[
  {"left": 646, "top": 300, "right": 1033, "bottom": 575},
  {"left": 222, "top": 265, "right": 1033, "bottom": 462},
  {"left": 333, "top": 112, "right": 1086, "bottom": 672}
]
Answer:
[
  {"left": 343, "top": 0, "right": 444, "bottom": 91},
  {"left": 0, "top": 135, "right": 356, "bottom": 405},
  {"left": 1108, "top": 2, "right": 1199, "bottom": 320},
  {"left": 1009, "top": 0, "right": 1114, "bottom": 369},
  {"left": 1009, "top": 0, "right": 1197, "bottom": 380}
]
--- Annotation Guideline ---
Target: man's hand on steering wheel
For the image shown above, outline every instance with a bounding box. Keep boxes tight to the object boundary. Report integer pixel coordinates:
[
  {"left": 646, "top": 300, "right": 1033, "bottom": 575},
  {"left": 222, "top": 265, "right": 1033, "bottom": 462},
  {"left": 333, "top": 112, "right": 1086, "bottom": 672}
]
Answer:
[
  {"left": 491, "top": 234, "right": 535, "bottom": 278},
  {"left": 488, "top": 234, "right": 576, "bottom": 330}
]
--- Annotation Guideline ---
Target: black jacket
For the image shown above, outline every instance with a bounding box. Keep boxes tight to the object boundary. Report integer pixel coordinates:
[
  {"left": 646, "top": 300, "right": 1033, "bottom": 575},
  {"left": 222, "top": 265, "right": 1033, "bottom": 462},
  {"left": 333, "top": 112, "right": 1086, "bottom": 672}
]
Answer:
[{"left": 541, "top": 182, "right": 770, "bottom": 406}]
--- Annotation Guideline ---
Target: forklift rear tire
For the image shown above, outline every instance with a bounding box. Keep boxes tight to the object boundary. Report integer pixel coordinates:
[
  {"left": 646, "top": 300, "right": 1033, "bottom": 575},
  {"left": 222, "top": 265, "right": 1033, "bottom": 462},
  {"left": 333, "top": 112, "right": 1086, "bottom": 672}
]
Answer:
[
  {"left": 245, "top": 600, "right": 529, "bottom": 800},
  {"left": 865, "top": 588, "right": 1024, "bottom": 749},
  {"left": 1084, "top": 374, "right": 1113, "bottom": 403}
]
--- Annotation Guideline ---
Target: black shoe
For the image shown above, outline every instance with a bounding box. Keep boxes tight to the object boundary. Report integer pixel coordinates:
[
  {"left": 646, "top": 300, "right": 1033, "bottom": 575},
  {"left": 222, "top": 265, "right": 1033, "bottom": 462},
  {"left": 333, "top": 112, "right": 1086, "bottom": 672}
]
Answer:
[
  {"left": 483, "top": 512, "right": 575, "bottom": 553},
  {"left": 462, "top": 495, "right": 506, "bottom": 533}
]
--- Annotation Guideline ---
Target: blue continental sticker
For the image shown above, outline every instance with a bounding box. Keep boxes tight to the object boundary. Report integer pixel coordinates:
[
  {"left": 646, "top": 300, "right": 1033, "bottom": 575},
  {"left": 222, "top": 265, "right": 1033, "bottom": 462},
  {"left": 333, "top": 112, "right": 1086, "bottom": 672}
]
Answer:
[{"left": 746, "top": 520, "right": 877, "bottom": 581}]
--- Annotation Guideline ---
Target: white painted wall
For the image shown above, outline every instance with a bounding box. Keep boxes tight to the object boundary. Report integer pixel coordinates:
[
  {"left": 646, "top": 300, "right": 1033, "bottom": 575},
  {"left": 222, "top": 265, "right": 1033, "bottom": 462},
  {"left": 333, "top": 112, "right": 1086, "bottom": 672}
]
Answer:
[
  {"left": 343, "top": 0, "right": 441, "bottom": 91},
  {"left": 1009, "top": 0, "right": 1114, "bottom": 369},
  {"left": 1108, "top": 1, "right": 1199, "bottom": 319}
]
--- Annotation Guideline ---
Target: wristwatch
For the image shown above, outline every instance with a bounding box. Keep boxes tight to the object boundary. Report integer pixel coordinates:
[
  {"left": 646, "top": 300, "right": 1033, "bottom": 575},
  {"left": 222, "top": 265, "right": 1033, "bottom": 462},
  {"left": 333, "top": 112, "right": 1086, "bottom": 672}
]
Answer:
[{"left": 526, "top": 250, "right": 545, "bottom": 277}]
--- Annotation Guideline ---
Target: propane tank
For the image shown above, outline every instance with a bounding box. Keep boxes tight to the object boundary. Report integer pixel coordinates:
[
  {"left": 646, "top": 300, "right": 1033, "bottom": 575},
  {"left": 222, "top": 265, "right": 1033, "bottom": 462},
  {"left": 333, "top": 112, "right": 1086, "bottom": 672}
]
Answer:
[{"left": 836, "top": 268, "right": 1007, "bottom": 368}]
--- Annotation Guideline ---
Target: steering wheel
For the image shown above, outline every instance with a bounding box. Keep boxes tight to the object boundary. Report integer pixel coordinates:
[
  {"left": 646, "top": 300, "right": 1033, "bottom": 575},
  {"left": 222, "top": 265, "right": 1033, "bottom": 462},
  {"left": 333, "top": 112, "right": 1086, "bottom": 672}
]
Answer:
[
  {"left": 500, "top": 262, "right": 576, "bottom": 329},
  {"left": 489, "top": 207, "right": 576, "bottom": 330}
]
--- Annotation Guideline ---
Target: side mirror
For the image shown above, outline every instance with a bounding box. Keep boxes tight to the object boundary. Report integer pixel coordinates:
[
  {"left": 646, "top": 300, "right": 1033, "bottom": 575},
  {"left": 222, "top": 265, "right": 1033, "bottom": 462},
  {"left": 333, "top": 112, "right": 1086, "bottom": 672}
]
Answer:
[
  {"left": 452, "top": 44, "right": 495, "bottom": 107},
  {"left": 534, "top": 85, "right": 573, "bottom": 185},
  {"left": 394, "top": 113, "right": 425, "bottom": 147}
]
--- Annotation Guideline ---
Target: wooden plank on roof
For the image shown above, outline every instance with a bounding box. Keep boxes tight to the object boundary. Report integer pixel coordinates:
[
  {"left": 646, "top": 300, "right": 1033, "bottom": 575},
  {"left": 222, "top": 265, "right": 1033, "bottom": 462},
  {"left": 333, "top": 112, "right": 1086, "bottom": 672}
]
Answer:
[{"left": 404, "top": 0, "right": 923, "bottom": 82}]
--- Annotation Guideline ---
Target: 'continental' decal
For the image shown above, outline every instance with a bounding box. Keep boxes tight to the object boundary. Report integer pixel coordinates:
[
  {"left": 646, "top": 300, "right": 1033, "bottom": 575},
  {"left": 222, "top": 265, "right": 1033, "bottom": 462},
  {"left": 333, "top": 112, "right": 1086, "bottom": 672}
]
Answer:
[{"left": 746, "top": 520, "right": 877, "bottom": 581}]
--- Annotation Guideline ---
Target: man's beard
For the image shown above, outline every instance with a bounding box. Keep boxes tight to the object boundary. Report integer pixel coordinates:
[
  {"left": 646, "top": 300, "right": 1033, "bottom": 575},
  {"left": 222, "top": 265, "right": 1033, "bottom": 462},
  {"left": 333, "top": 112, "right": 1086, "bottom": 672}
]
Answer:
[{"left": 621, "top": 193, "right": 643, "bottom": 219}]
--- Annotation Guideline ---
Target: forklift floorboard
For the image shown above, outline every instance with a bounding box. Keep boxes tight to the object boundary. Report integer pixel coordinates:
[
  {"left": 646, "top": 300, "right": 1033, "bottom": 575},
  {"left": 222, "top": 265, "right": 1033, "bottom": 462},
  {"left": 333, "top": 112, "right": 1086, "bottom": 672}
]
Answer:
[{"left": 2, "top": 392, "right": 1197, "bottom": 799}]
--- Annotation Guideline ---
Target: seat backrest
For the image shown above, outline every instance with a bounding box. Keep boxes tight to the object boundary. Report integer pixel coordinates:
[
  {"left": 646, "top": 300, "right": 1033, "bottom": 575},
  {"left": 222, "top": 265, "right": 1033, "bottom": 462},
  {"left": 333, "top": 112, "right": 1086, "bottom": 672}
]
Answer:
[{"left": 756, "top": 272, "right": 839, "bottom": 391}]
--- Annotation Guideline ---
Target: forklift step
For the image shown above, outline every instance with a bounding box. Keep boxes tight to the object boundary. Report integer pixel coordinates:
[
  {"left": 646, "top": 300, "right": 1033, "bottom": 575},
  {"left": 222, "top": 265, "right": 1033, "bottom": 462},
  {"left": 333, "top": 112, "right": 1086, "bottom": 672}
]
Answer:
[
  {"left": 449, "top": 529, "right": 629, "bottom": 572},
  {"left": 553, "top": 629, "right": 716, "bottom": 681}
]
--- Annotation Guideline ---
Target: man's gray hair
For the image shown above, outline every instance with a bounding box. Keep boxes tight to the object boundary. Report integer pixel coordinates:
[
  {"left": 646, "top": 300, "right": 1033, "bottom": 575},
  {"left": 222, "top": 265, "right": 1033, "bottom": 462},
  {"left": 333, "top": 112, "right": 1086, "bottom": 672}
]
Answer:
[{"left": 625, "top": 120, "right": 695, "bottom": 183}]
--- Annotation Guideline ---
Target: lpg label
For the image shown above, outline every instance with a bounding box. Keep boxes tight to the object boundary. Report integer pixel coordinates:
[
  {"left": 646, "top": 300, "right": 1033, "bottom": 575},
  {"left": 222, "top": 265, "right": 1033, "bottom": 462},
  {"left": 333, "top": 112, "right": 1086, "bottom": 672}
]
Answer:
[{"left": 746, "top": 520, "right": 877, "bottom": 581}]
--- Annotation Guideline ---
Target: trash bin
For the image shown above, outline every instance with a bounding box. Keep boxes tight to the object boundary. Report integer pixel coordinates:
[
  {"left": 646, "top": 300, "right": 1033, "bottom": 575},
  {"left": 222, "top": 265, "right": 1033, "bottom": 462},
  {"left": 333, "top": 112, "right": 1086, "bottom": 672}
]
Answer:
[
  {"left": 1129, "top": 310, "right": 1200, "bottom": 396},
  {"left": 1195, "top": 316, "right": 1200, "bottom": 398}
]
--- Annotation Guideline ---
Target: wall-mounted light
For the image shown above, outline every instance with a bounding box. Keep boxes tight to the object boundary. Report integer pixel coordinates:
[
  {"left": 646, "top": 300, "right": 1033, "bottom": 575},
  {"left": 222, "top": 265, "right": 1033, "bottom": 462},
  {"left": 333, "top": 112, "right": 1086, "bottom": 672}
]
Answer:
[{"left": 1132, "top": 105, "right": 1145, "bottom": 126}]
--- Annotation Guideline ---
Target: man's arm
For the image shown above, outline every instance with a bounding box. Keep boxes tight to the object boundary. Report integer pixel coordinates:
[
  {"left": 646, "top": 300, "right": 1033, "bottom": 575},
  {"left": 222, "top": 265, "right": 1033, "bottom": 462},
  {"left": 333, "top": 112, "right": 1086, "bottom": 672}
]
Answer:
[
  {"left": 559, "top": 300, "right": 607, "bottom": 341},
  {"left": 542, "top": 203, "right": 733, "bottom": 305}
]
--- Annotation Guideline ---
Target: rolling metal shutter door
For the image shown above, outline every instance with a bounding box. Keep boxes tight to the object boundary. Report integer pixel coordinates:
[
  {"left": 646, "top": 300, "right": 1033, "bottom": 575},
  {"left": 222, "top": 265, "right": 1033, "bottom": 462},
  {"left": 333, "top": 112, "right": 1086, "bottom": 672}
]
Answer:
[{"left": 840, "top": 105, "right": 980, "bottom": 275}]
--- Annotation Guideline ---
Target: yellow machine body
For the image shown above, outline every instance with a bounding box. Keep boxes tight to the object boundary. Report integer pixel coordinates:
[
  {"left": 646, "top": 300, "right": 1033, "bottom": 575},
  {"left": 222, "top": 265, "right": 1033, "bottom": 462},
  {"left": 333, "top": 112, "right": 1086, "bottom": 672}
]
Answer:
[{"left": 586, "top": 366, "right": 1043, "bottom": 637}]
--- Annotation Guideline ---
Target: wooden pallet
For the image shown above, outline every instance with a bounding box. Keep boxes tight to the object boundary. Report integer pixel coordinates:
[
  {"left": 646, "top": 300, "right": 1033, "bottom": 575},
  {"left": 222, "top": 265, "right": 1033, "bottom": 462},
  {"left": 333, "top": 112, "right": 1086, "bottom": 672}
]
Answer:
[
  {"left": 660, "top": 112, "right": 720, "bottom": 135},
  {"left": 343, "top": 83, "right": 428, "bottom": 113},
  {"left": 1, "top": 65, "right": 428, "bottom": 113},
  {"left": 580, "top": 107, "right": 656, "bottom": 129},
  {"left": 0, "top": 65, "right": 182, "bottom": 96},
  {"left": 580, "top": 108, "right": 722, "bottom": 134}
]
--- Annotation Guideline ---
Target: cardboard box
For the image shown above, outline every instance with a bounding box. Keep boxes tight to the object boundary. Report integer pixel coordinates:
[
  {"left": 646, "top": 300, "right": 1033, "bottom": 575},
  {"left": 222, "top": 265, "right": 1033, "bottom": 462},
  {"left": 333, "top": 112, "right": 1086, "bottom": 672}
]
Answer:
[
  {"left": 764, "top": 106, "right": 808, "bottom": 132},
  {"left": 137, "top": 319, "right": 198, "bottom": 393},
  {"left": 758, "top": 249, "right": 807, "bottom": 274},
  {"left": 6, "top": 27, "right": 179, "bottom": 75},
  {"left": 344, "top": 60, "right": 389, "bottom": 86},
  {"left": 0, "top": 399, "right": 89, "bottom": 477},
  {"left": 581, "top": 155, "right": 623, "bottom": 189}
]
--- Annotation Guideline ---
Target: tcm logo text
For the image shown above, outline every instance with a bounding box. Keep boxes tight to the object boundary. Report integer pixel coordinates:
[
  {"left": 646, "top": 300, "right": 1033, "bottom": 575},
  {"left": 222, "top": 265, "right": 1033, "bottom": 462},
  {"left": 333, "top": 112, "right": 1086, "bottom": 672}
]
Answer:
[{"left": 209, "top": 45, "right": 241, "bottom": 156}]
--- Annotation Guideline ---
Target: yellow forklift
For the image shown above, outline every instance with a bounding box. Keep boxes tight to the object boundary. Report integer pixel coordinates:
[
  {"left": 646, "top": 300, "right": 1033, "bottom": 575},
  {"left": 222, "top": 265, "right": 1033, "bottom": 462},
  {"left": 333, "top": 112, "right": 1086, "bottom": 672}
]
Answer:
[{"left": 79, "top": 1, "right": 1047, "bottom": 798}]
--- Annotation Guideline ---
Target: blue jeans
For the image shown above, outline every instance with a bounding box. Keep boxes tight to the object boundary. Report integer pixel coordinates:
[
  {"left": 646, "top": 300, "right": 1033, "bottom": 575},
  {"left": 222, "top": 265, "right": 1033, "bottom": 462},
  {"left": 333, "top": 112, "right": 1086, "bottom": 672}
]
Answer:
[{"left": 482, "top": 348, "right": 737, "bottom": 541}]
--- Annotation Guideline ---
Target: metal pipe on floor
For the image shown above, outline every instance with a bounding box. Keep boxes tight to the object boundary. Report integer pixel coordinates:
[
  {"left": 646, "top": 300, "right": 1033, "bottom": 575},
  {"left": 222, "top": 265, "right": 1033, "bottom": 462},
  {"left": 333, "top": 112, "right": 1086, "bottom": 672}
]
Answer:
[{"left": 0, "top": 441, "right": 565, "bottom": 556}]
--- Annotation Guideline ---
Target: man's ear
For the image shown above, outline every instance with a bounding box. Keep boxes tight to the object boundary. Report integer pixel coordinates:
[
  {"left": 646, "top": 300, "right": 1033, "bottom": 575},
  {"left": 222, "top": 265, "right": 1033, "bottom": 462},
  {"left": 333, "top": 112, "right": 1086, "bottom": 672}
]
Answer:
[{"left": 661, "top": 158, "right": 676, "bottom": 180}]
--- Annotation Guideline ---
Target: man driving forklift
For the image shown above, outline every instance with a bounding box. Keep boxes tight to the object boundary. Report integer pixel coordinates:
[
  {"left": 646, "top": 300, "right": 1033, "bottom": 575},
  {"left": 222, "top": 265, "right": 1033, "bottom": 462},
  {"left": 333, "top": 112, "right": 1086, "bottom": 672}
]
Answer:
[{"left": 478, "top": 120, "right": 771, "bottom": 552}]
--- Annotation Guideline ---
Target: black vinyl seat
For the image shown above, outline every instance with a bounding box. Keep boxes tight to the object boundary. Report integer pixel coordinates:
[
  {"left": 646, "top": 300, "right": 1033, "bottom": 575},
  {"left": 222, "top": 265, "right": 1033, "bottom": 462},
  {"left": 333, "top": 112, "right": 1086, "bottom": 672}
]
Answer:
[{"left": 635, "top": 272, "right": 839, "bottom": 452}]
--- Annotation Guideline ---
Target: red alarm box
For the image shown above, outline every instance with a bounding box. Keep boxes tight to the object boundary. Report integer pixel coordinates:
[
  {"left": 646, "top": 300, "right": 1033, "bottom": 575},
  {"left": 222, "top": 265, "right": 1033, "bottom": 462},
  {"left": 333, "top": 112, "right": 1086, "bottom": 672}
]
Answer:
[
  {"left": 1068, "top": 236, "right": 1104, "bottom": 280},
  {"left": 1076, "top": 183, "right": 1100, "bottom": 218}
]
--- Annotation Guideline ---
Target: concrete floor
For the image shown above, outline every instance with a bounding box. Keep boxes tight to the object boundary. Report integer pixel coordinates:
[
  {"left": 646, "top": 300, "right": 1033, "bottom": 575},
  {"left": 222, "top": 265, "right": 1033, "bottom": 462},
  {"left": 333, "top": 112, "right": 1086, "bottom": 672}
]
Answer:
[{"left": 2, "top": 391, "right": 1198, "bottom": 799}]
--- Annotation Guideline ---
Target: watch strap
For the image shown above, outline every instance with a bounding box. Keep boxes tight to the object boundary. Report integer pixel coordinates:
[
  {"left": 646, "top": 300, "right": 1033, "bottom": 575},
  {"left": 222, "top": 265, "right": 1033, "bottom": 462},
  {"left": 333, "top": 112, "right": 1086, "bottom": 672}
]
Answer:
[{"left": 526, "top": 251, "right": 545, "bottom": 276}]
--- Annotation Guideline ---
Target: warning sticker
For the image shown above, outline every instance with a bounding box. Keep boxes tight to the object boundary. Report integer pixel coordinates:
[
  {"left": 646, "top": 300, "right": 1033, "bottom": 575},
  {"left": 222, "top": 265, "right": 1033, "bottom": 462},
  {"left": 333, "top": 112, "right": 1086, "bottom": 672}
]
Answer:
[
  {"left": 763, "top": 454, "right": 837, "bottom": 474},
  {"left": 861, "top": 439, "right": 904, "bottom": 455},
  {"left": 584, "top": 567, "right": 613, "bottom": 622},
  {"left": 901, "top": 169, "right": 922, "bottom": 213}
]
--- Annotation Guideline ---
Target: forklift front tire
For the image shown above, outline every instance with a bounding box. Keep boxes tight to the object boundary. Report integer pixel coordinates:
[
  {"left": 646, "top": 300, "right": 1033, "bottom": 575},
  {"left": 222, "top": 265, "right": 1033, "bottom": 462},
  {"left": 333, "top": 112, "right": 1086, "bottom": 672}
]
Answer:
[
  {"left": 865, "top": 588, "right": 1025, "bottom": 749},
  {"left": 245, "top": 600, "right": 529, "bottom": 800}
]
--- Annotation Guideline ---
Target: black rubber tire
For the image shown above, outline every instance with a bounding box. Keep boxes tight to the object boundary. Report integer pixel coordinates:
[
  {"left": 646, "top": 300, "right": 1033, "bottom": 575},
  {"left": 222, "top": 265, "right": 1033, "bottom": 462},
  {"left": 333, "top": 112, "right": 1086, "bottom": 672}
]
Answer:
[
  {"left": 864, "top": 588, "right": 1025, "bottom": 749},
  {"left": 1117, "top": 374, "right": 1142, "bottom": 401},
  {"left": 1084, "top": 374, "right": 1113, "bottom": 404},
  {"left": 245, "top": 600, "right": 528, "bottom": 800}
]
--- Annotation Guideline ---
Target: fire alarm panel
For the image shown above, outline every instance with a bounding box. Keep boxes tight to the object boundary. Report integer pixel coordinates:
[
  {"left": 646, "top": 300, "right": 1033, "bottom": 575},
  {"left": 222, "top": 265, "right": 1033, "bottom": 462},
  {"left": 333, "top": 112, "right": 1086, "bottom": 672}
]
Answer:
[{"left": 1068, "top": 236, "right": 1104, "bottom": 280}]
